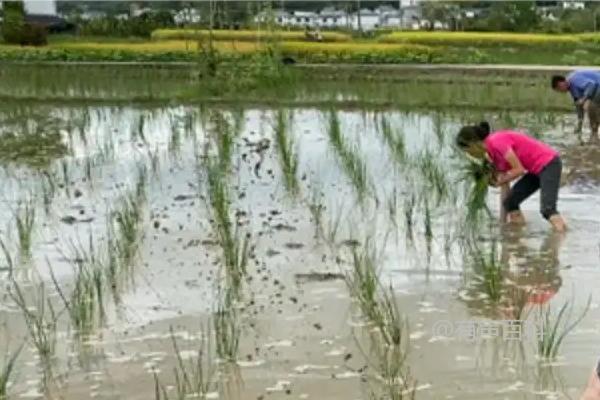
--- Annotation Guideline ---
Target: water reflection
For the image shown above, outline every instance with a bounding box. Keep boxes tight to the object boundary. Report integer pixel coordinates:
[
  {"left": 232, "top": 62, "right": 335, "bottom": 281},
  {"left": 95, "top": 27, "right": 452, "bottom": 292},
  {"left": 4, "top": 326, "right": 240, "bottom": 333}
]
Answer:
[{"left": 460, "top": 230, "right": 564, "bottom": 320}]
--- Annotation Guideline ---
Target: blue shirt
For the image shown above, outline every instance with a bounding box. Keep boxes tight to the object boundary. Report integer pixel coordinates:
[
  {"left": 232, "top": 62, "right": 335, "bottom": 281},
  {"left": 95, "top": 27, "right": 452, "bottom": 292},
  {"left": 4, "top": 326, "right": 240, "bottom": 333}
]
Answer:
[{"left": 567, "top": 70, "right": 600, "bottom": 101}]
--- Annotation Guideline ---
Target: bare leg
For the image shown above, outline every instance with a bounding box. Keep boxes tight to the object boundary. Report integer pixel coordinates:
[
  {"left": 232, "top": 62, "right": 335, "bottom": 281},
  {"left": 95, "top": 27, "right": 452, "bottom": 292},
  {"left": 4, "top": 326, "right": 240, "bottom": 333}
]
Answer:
[
  {"left": 587, "top": 101, "right": 600, "bottom": 143},
  {"left": 580, "top": 364, "right": 600, "bottom": 400},
  {"left": 507, "top": 210, "right": 526, "bottom": 224},
  {"left": 549, "top": 214, "right": 567, "bottom": 233}
]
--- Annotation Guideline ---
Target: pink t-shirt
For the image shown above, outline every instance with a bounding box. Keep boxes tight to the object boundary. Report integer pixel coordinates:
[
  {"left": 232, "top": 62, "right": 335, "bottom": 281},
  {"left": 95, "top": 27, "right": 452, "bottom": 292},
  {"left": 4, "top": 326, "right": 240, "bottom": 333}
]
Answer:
[{"left": 484, "top": 130, "right": 558, "bottom": 175}]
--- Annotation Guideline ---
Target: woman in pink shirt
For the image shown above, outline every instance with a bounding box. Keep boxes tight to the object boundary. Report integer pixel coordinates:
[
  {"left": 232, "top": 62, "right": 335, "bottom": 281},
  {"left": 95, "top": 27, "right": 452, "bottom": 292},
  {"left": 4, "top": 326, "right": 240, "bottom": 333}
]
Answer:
[{"left": 456, "top": 122, "right": 566, "bottom": 232}]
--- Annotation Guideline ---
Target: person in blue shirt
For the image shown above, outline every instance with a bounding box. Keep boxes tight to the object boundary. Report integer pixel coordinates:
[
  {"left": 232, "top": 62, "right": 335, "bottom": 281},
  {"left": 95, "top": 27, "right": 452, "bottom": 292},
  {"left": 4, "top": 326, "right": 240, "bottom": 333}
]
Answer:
[{"left": 552, "top": 70, "right": 600, "bottom": 142}]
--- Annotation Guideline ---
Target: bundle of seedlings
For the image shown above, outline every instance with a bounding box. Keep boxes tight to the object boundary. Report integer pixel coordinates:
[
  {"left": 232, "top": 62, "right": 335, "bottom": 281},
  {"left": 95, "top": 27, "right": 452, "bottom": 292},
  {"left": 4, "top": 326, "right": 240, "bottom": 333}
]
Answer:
[{"left": 458, "top": 156, "right": 496, "bottom": 224}]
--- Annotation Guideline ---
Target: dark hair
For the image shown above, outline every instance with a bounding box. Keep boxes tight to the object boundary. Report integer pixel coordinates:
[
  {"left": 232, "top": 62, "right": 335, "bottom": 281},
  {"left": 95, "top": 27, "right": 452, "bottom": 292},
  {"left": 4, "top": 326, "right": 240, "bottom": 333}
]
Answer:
[
  {"left": 456, "top": 121, "right": 490, "bottom": 148},
  {"left": 551, "top": 75, "right": 566, "bottom": 89}
]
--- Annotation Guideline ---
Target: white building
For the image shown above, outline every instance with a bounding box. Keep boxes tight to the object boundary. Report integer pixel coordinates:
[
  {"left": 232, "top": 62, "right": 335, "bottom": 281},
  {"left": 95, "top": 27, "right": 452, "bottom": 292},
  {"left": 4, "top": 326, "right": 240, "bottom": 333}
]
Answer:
[
  {"left": 22, "top": 0, "right": 57, "bottom": 15},
  {"left": 258, "top": 3, "right": 423, "bottom": 31},
  {"left": 562, "top": 1, "right": 585, "bottom": 10}
]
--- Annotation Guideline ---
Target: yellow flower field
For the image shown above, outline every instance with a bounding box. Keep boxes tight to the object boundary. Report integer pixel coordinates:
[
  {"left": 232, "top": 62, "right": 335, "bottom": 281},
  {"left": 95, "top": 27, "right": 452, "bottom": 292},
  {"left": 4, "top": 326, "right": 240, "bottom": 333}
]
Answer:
[
  {"left": 152, "top": 29, "right": 351, "bottom": 43},
  {"left": 379, "top": 31, "right": 581, "bottom": 46}
]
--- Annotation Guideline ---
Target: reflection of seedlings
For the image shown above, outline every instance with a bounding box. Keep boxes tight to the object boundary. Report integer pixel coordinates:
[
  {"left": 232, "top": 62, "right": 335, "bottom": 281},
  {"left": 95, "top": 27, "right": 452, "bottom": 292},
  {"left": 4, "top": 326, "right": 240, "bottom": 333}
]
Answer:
[
  {"left": 0, "top": 234, "right": 15, "bottom": 277},
  {"left": 403, "top": 194, "right": 416, "bottom": 241},
  {"left": 153, "top": 326, "right": 216, "bottom": 400},
  {"left": 0, "top": 128, "right": 68, "bottom": 168},
  {"left": 40, "top": 171, "right": 56, "bottom": 214},
  {"left": 61, "top": 160, "right": 71, "bottom": 198},
  {"left": 0, "top": 343, "right": 23, "bottom": 399},
  {"left": 274, "top": 109, "right": 299, "bottom": 197},
  {"left": 423, "top": 199, "right": 432, "bottom": 241},
  {"left": 211, "top": 112, "right": 234, "bottom": 172},
  {"left": 9, "top": 281, "right": 57, "bottom": 371},
  {"left": 15, "top": 198, "right": 35, "bottom": 262},
  {"left": 132, "top": 114, "right": 147, "bottom": 144},
  {"left": 536, "top": 296, "right": 591, "bottom": 360},
  {"left": 379, "top": 116, "right": 406, "bottom": 165},
  {"left": 467, "top": 240, "right": 503, "bottom": 304},
  {"left": 168, "top": 116, "right": 182, "bottom": 159},
  {"left": 327, "top": 111, "right": 369, "bottom": 202},
  {"left": 418, "top": 151, "right": 448, "bottom": 205},
  {"left": 307, "top": 185, "right": 324, "bottom": 240}
]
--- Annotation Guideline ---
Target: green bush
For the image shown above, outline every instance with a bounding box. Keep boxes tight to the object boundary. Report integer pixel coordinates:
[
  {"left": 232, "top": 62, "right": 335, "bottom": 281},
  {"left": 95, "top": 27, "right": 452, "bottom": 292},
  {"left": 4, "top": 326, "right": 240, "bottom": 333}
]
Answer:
[
  {"left": 20, "top": 24, "right": 48, "bottom": 46},
  {"left": 79, "top": 12, "right": 175, "bottom": 38}
]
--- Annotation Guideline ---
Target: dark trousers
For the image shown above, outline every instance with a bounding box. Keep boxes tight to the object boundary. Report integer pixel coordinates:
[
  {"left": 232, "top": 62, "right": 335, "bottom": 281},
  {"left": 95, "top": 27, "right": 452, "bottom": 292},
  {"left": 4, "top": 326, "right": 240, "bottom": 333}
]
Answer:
[{"left": 503, "top": 156, "right": 562, "bottom": 220}]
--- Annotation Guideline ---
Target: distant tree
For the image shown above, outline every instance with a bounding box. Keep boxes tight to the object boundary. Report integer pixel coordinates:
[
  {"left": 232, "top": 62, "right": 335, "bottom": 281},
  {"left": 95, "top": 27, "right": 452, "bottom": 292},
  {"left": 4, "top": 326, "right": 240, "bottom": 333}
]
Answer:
[
  {"left": 2, "top": 1, "right": 25, "bottom": 44},
  {"left": 484, "top": 1, "right": 540, "bottom": 32}
]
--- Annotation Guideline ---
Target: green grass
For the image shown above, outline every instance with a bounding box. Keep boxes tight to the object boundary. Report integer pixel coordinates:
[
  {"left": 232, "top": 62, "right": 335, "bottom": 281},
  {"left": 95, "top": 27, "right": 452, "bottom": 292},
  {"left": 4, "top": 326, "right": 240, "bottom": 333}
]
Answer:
[{"left": 274, "top": 109, "right": 300, "bottom": 198}]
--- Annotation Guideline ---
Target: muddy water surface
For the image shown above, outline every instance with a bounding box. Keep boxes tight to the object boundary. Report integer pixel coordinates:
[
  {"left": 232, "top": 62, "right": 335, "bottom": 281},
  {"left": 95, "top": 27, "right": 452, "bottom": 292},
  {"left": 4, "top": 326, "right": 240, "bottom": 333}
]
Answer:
[{"left": 0, "top": 98, "right": 598, "bottom": 400}]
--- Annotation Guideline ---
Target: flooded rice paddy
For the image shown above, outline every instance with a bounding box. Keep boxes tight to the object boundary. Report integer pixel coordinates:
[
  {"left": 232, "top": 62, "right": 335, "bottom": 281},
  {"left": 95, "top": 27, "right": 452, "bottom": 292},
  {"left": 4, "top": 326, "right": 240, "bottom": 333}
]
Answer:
[{"left": 0, "top": 67, "right": 599, "bottom": 400}]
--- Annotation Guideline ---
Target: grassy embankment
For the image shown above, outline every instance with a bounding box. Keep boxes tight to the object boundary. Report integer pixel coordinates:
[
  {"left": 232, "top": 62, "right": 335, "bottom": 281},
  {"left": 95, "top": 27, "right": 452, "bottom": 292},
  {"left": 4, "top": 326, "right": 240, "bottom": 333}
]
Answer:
[{"left": 1, "top": 30, "right": 600, "bottom": 64}]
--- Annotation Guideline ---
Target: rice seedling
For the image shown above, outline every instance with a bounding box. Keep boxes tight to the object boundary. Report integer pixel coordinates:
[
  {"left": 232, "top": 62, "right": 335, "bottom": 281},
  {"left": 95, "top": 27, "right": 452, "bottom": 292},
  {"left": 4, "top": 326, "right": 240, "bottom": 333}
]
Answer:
[
  {"left": 457, "top": 156, "right": 495, "bottom": 225},
  {"left": 273, "top": 109, "right": 299, "bottom": 198},
  {"left": 345, "top": 242, "right": 381, "bottom": 324},
  {"left": 50, "top": 259, "right": 106, "bottom": 337},
  {"left": 0, "top": 343, "right": 23, "bottom": 399},
  {"left": 153, "top": 326, "right": 216, "bottom": 400},
  {"left": 213, "top": 300, "right": 241, "bottom": 364},
  {"left": 204, "top": 158, "right": 250, "bottom": 294},
  {"left": 327, "top": 111, "right": 369, "bottom": 202},
  {"left": 378, "top": 116, "right": 406, "bottom": 166},
  {"left": 14, "top": 198, "right": 35, "bottom": 262},
  {"left": 113, "top": 182, "right": 145, "bottom": 270},
  {"left": 536, "top": 295, "right": 591, "bottom": 360},
  {"left": 9, "top": 281, "right": 57, "bottom": 370}
]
